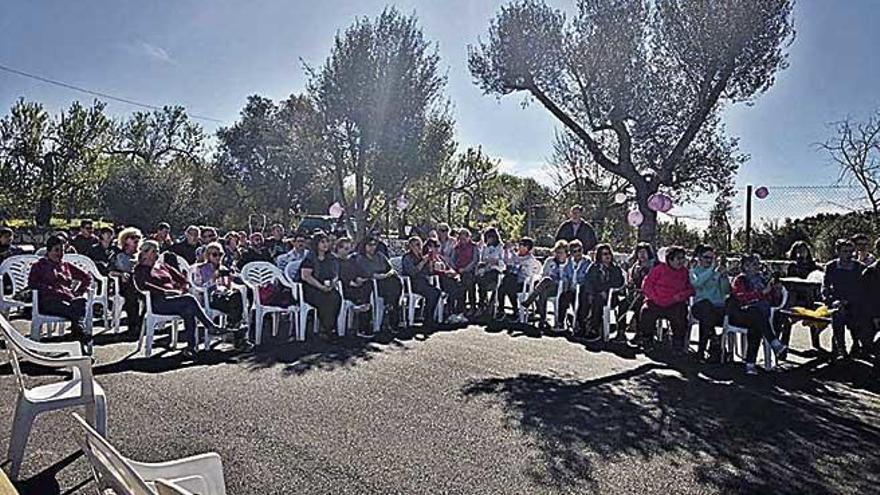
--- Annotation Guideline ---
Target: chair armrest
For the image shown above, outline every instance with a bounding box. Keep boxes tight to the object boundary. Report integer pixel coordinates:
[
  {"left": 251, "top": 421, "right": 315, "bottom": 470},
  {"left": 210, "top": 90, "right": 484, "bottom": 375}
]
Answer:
[
  {"left": 18, "top": 339, "right": 83, "bottom": 358},
  {"left": 131, "top": 453, "right": 225, "bottom": 493}
]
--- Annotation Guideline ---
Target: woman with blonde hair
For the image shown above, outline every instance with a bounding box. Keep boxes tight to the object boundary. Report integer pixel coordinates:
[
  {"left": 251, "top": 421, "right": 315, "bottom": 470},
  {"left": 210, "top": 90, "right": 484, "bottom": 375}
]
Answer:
[{"left": 110, "top": 226, "right": 143, "bottom": 332}]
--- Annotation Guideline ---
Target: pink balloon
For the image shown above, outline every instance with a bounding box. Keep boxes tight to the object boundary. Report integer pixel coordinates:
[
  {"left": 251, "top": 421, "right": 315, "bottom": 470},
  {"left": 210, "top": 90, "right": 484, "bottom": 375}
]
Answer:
[
  {"left": 328, "top": 202, "right": 344, "bottom": 218},
  {"left": 647, "top": 193, "right": 665, "bottom": 212},
  {"left": 755, "top": 186, "right": 769, "bottom": 199},
  {"left": 627, "top": 210, "right": 644, "bottom": 227},
  {"left": 659, "top": 195, "right": 674, "bottom": 213}
]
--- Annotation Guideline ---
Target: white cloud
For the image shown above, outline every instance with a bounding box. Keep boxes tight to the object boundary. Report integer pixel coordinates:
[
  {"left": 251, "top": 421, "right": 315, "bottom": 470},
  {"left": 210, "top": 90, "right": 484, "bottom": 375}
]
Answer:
[
  {"left": 497, "top": 157, "right": 555, "bottom": 186},
  {"left": 128, "top": 40, "right": 174, "bottom": 65}
]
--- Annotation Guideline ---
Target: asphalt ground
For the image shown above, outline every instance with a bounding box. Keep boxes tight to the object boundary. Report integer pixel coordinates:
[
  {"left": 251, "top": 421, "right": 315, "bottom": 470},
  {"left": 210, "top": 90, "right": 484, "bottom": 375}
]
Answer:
[{"left": 1, "top": 315, "right": 879, "bottom": 495}]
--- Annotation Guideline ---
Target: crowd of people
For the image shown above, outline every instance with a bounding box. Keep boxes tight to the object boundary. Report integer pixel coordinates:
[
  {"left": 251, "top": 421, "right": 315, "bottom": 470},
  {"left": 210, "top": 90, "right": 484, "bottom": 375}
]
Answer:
[{"left": 1, "top": 203, "right": 879, "bottom": 376}]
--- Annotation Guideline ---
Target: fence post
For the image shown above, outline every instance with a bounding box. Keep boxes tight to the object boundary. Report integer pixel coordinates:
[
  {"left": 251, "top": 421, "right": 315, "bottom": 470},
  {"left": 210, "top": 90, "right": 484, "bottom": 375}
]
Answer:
[{"left": 745, "top": 184, "right": 753, "bottom": 252}]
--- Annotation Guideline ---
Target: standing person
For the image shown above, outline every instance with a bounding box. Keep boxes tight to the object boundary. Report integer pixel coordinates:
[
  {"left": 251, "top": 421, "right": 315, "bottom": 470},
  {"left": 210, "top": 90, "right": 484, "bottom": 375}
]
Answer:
[
  {"left": 780, "top": 240, "right": 822, "bottom": 350},
  {"left": 730, "top": 254, "right": 789, "bottom": 374},
  {"left": 28, "top": 235, "right": 93, "bottom": 350},
  {"left": 337, "top": 238, "right": 373, "bottom": 338},
  {"left": 425, "top": 238, "right": 466, "bottom": 323},
  {"left": 555, "top": 205, "right": 598, "bottom": 253},
  {"left": 823, "top": 239, "right": 866, "bottom": 358},
  {"left": 402, "top": 237, "right": 441, "bottom": 330},
  {"left": 238, "top": 232, "right": 272, "bottom": 270},
  {"left": 858, "top": 238, "right": 880, "bottom": 371},
  {"left": 111, "top": 227, "right": 143, "bottom": 332},
  {"left": 452, "top": 228, "right": 480, "bottom": 314},
  {"left": 498, "top": 238, "right": 542, "bottom": 319},
  {"left": 151, "top": 222, "right": 174, "bottom": 251},
  {"left": 71, "top": 220, "right": 98, "bottom": 255},
  {"left": 134, "top": 241, "right": 224, "bottom": 360},
  {"left": 436, "top": 223, "right": 457, "bottom": 266},
  {"left": 299, "top": 232, "right": 342, "bottom": 339},
  {"left": 476, "top": 228, "right": 507, "bottom": 315},
  {"left": 582, "top": 244, "right": 625, "bottom": 339},
  {"left": 522, "top": 240, "right": 572, "bottom": 331},
  {"left": 689, "top": 245, "right": 730, "bottom": 361},
  {"left": 354, "top": 236, "right": 402, "bottom": 331},
  {"left": 169, "top": 225, "right": 200, "bottom": 265},
  {"left": 86, "top": 227, "right": 117, "bottom": 275},
  {"left": 638, "top": 246, "right": 695, "bottom": 352},
  {"left": 852, "top": 233, "right": 876, "bottom": 266}
]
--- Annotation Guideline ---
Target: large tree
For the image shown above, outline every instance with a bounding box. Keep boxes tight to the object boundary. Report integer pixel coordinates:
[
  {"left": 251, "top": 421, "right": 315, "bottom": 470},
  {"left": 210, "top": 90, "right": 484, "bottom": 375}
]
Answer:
[
  {"left": 820, "top": 111, "right": 880, "bottom": 223},
  {"left": 0, "top": 99, "right": 113, "bottom": 225},
  {"left": 307, "top": 7, "right": 455, "bottom": 240},
  {"left": 469, "top": 0, "right": 793, "bottom": 241}
]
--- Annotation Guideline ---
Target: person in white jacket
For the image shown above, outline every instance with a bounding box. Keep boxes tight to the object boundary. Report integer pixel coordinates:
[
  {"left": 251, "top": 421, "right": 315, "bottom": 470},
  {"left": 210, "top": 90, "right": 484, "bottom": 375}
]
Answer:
[
  {"left": 498, "top": 237, "right": 542, "bottom": 318},
  {"left": 522, "top": 240, "right": 573, "bottom": 330},
  {"left": 477, "top": 227, "right": 506, "bottom": 313}
]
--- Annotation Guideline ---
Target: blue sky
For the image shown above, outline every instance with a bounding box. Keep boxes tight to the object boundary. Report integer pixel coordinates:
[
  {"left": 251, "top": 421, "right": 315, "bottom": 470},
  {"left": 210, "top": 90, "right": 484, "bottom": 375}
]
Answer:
[{"left": 1, "top": 0, "right": 879, "bottom": 222}]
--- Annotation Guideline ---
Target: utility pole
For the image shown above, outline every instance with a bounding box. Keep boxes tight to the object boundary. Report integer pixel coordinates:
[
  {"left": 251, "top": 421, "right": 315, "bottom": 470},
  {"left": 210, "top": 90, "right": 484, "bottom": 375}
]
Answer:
[{"left": 745, "top": 184, "right": 753, "bottom": 252}]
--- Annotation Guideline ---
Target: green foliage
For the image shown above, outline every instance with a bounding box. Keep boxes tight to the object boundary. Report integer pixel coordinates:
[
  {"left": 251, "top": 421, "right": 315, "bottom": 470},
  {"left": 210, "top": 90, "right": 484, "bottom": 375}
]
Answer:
[
  {"left": 657, "top": 221, "right": 702, "bottom": 251},
  {"left": 469, "top": 0, "right": 793, "bottom": 241}
]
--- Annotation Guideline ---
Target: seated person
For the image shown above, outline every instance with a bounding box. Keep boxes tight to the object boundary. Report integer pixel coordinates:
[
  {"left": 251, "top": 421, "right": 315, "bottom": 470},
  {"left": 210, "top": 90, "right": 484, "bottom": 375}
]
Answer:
[
  {"left": 336, "top": 238, "right": 373, "bottom": 338},
  {"left": 689, "top": 245, "right": 730, "bottom": 361},
  {"left": 476, "top": 228, "right": 507, "bottom": 314},
  {"left": 730, "top": 254, "right": 788, "bottom": 374},
  {"left": 71, "top": 219, "right": 98, "bottom": 255},
  {"left": 134, "top": 240, "right": 225, "bottom": 359},
  {"left": 111, "top": 227, "right": 143, "bottom": 332},
  {"left": 858, "top": 238, "right": 880, "bottom": 372},
  {"left": 0, "top": 226, "right": 23, "bottom": 263},
  {"left": 623, "top": 243, "right": 655, "bottom": 338},
  {"left": 452, "top": 228, "right": 479, "bottom": 314},
  {"left": 192, "top": 242, "right": 251, "bottom": 347},
  {"left": 638, "top": 246, "right": 694, "bottom": 351},
  {"left": 86, "top": 226, "right": 117, "bottom": 275},
  {"left": 564, "top": 240, "right": 591, "bottom": 320},
  {"left": 151, "top": 222, "right": 174, "bottom": 251},
  {"left": 852, "top": 233, "right": 876, "bottom": 266},
  {"left": 276, "top": 233, "right": 309, "bottom": 275},
  {"left": 222, "top": 231, "right": 242, "bottom": 270},
  {"left": 425, "top": 237, "right": 466, "bottom": 324},
  {"left": 522, "top": 240, "right": 573, "bottom": 331},
  {"left": 299, "top": 232, "right": 342, "bottom": 339},
  {"left": 265, "top": 224, "right": 288, "bottom": 260},
  {"left": 402, "top": 236, "right": 441, "bottom": 330},
  {"left": 582, "top": 244, "right": 625, "bottom": 339},
  {"left": 28, "top": 235, "right": 93, "bottom": 348},
  {"left": 194, "top": 227, "right": 219, "bottom": 263},
  {"left": 781, "top": 240, "right": 822, "bottom": 349},
  {"left": 498, "top": 237, "right": 542, "bottom": 318},
  {"left": 237, "top": 232, "right": 273, "bottom": 270},
  {"left": 169, "top": 225, "right": 201, "bottom": 265},
  {"left": 354, "top": 235, "right": 402, "bottom": 330},
  {"left": 823, "top": 239, "right": 866, "bottom": 357}
]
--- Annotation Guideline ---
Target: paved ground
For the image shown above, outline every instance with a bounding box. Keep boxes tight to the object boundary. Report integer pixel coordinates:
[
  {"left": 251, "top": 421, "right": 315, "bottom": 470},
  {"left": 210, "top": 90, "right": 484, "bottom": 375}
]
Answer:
[{"left": 1, "top": 316, "right": 879, "bottom": 494}]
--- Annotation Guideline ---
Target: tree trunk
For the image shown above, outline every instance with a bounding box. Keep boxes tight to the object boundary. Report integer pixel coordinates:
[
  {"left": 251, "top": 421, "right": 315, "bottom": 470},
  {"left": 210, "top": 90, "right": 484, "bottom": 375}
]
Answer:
[
  {"left": 635, "top": 185, "right": 659, "bottom": 243},
  {"left": 354, "top": 168, "right": 367, "bottom": 243},
  {"left": 35, "top": 155, "right": 55, "bottom": 227}
]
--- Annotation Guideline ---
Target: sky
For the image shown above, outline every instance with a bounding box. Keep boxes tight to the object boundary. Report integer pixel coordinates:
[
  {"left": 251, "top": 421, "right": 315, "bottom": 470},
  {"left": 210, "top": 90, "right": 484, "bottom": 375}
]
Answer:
[{"left": 1, "top": 0, "right": 879, "bottom": 225}]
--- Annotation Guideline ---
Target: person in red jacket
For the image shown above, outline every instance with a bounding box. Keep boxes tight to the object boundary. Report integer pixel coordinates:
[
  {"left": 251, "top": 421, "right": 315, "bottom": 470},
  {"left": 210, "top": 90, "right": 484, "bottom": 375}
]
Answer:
[
  {"left": 638, "top": 246, "right": 694, "bottom": 352},
  {"left": 729, "top": 254, "right": 788, "bottom": 374}
]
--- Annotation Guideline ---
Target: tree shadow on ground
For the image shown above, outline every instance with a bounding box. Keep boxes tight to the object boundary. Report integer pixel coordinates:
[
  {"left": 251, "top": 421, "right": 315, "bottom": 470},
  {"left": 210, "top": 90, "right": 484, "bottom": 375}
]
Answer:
[{"left": 461, "top": 360, "right": 880, "bottom": 494}]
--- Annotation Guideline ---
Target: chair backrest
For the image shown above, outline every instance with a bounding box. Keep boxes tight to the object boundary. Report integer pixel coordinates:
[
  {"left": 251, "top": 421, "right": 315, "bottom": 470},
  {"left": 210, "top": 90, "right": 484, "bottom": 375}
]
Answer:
[
  {"left": 241, "top": 262, "right": 283, "bottom": 289},
  {"left": 283, "top": 259, "right": 300, "bottom": 285},
  {"left": 0, "top": 314, "right": 29, "bottom": 394},
  {"left": 156, "top": 479, "right": 194, "bottom": 495},
  {"left": 63, "top": 253, "right": 101, "bottom": 279},
  {"left": 176, "top": 255, "right": 191, "bottom": 275},
  {"left": 389, "top": 256, "right": 403, "bottom": 274},
  {"left": 71, "top": 413, "right": 156, "bottom": 495},
  {"left": 0, "top": 254, "right": 39, "bottom": 297}
]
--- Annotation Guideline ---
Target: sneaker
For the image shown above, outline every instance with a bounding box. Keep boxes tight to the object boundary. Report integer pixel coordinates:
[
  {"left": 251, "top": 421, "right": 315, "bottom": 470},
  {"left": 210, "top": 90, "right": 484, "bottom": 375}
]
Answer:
[{"left": 745, "top": 363, "right": 758, "bottom": 375}]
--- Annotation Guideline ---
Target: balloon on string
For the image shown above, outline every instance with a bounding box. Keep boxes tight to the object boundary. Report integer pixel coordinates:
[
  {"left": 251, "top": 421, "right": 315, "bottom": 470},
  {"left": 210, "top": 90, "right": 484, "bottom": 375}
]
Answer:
[
  {"left": 659, "top": 194, "right": 674, "bottom": 213},
  {"left": 396, "top": 195, "right": 409, "bottom": 211},
  {"left": 627, "top": 210, "right": 644, "bottom": 227},
  {"left": 613, "top": 192, "right": 628, "bottom": 204},
  {"left": 647, "top": 193, "right": 665, "bottom": 212},
  {"left": 755, "top": 186, "right": 769, "bottom": 199},
  {"left": 328, "top": 202, "right": 344, "bottom": 219}
]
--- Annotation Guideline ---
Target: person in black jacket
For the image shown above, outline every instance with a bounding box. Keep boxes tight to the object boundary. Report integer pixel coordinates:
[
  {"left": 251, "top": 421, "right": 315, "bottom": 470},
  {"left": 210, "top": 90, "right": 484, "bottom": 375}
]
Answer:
[
  {"left": 858, "top": 238, "right": 880, "bottom": 365},
  {"left": 823, "top": 239, "right": 865, "bottom": 358},
  {"left": 169, "top": 225, "right": 201, "bottom": 264},
  {"left": 554, "top": 205, "right": 597, "bottom": 252},
  {"left": 86, "top": 227, "right": 117, "bottom": 275}
]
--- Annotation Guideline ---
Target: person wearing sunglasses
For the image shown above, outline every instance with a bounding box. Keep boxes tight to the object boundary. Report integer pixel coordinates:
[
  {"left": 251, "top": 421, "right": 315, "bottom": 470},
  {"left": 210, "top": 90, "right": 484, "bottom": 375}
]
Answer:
[
  {"left": 192, "top": 242, "right": 251, "bottom": 348},
  {"left": 436, "top": 223, "right": 457, "bottom": 266},
  {"left": 522, "top": 239, "right": 573, "bottom": 331},
  {"left": 71, "top": 219, "right": 98, "bottom": 255},
  {"left": 730, "top": 253, "right": 788, "bottom": 374},
  {"left": 355, "top": 235, "right": 402, "bottom": 331},
  {"left": 689, "top": 244, "right": 730, "bottom": 362},
  {"left": 402, "top": 236, "right": 441, "bottom": 330},
  {"left": 638, "top": 246, "right": 694, "bottom": 352},
  {"left": 111, "top": 227, "right": 143, "bottom": 333}
]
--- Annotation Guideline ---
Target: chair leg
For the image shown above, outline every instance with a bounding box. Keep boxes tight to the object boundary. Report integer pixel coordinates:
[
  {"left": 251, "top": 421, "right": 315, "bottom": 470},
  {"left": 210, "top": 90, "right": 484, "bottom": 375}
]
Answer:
[
  {"left": 254, "top": 309, "right": 264, "bottom": 346},
  {"left": 144, "top": 319, "right": 155, "bottom": 357},
  {"left": 29, "top": 319, "right": 40, "bottom": 341},
  {"left": 90, "top": 395, "right": 108, "bottom": 436},
  {"left": 7, "top": 399, "right": 35, "bottom": 480},
  {"left": 272, "top": 312, "right": 279, "bottom": 337}
]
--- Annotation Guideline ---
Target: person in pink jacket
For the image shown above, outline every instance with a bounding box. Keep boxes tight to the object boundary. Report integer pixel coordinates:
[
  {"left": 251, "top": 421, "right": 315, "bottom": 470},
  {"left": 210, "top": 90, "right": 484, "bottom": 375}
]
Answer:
[{"left": 638, "top": 246, "right": 695, "bottom": 352}]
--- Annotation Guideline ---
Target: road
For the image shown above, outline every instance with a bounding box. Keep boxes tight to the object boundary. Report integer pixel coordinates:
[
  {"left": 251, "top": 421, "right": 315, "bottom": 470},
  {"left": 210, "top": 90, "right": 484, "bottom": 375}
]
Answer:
[{"left": 1, "top": 317, "right": 879, "bottom": 494}]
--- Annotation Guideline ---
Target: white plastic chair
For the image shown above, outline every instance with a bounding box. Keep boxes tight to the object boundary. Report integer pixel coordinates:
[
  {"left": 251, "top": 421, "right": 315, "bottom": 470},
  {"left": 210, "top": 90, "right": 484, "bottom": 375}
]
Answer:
[
  {"left": 601, "top": 285, "right": 626, "bottom": 341},
  {"left": 545, "top": 279, "right": 575, "bottom": 330},
  {"left": 517, "top": 275, "right": 540, "bottom": 324},
  {"left": 0, "top": 315, "right": 107, "bottom": 480},
  {"left": 64, "top": 254, "right": 120, "bottom": 332},
  {"left": 400, "top": 275, "right": 445, "bottom": 327},
  {"left": 721, "top": 287, "right": 788, "bottom": 371},
  {"left": 242, "top": 262, "right": 297, "bottom": 345},
  {"left": 0, "top": 254, "right": 39, "bottom": 318},
  {"left": 72, "top": 413, "right": 226, "bottom": 495},
  {"left": 136, "top": 289, "right": 183, "bottom": 358}
]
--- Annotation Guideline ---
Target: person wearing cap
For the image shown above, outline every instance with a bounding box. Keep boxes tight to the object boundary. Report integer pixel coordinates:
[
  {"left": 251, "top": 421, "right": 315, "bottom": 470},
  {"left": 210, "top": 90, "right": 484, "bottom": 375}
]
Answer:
[
  {"left": 28, "top": 235, "right": 93, "bottom": 348},
  {"left": 71, "top": 219, "right": 98, "bottom": 255},
  {"left": 555, "top": 205, "right": 598, "bottom": 253}
]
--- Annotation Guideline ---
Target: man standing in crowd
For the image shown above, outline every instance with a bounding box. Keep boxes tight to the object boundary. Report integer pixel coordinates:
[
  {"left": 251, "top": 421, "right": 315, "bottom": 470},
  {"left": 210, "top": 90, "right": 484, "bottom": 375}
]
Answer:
[
  {"left": 265, "top": 223, "right": 288, "bottom": 260},
  {"left": 71, "top": 219, "right": 98, "bottom": 255},
  {"left": 852, "top": 233, "right": 876, "bottom": 265},
  {"left": 555, "top": 205, "right": 598, "bottom": 252},
  {"left": 170, "top": 225, "right": 201, "bottom": 264},
  {"left": 823, "top": 239, "right": 866, "bottom": 358}
]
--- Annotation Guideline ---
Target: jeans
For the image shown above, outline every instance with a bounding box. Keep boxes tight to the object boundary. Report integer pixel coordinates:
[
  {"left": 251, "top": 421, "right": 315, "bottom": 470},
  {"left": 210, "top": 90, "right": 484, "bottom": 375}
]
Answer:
[
  {"left": 691, "top": 299, "right": 724, "bottom": 356},
  {"left": 477, "top": 270, "right": 500, "bottom": 307},
  {"left": 411, "top": 278, "right": 440, "bottom": 325},
  {"left": 376, "top": 277, "right": 402, "bottom": 327},
  {"left": 499, "top": 273, "right": 522, "bottom": 312},
  {"left": 40, "top": 296, "right": 89, "bottom": 343},
  {"left": 440, "top": 275, "right": 465, "bottom": 315},
  {"left": 831, "top": 302, "right": 860, "bottom": 351},
  {"left": 151, "top": 294, "right": 214, "bottom": 349},
  {"left": 210, "top": 289, "right": 244, "bottom": 328},
  {"left": 730, "top": 303, "right": 778, "bottom": 363}
]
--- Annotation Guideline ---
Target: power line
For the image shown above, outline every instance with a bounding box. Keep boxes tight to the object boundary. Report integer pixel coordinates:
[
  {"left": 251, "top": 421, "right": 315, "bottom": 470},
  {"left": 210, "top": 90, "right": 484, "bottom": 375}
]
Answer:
[{"left": 0, "top": 62, "right": 225, "bottom": 124}]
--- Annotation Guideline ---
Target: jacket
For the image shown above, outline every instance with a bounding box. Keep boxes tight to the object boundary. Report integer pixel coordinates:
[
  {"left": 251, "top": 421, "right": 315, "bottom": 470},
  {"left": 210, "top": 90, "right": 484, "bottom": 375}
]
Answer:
[
  {"left": 585, "top": 263, "right": 625, "bottom": 295},
  {"left": 642, "top": 263, "right": 694, "bottom": 308},
  {"left": 554, "top": 220, "right": 598, "bottom": 252},
  {"left": 689, "top": 266, "right": 730, "bottom": 306}
]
